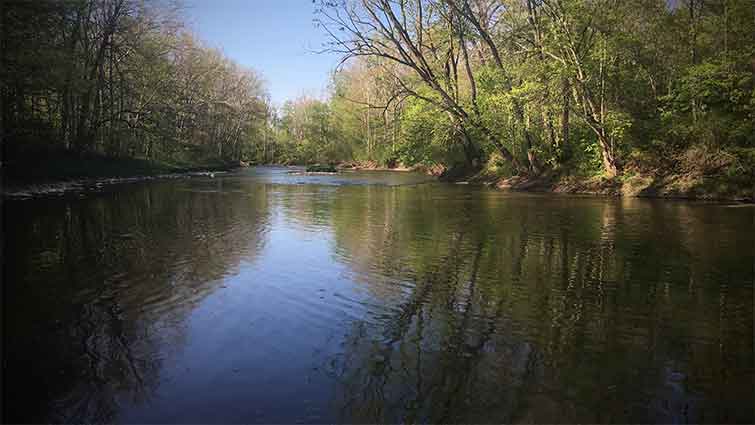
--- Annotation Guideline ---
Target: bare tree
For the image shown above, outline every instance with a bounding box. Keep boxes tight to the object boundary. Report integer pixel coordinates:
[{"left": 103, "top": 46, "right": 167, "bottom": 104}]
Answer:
[{"left": 316, "top": 0, "right": 525, "bottom": 171}]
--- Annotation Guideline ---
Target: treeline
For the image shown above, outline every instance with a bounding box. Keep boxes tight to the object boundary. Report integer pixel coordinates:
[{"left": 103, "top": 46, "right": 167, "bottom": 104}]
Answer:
[
  {"left": 2, "top": 0, "right": 273, "bottom": 166},
  {"left": 4, "top": 0, "right": 753, "bottom": 181},
  {"left": 298, "top": 0, "right": 754, "bottom": 179}
]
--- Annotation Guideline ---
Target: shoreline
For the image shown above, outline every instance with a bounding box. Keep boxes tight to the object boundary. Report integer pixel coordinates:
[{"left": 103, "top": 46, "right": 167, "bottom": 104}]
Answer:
[
  {"left": 338, "top": 161, "right": 445, "bottom": 175},
  {"left": 2, "top": 155, "right": 243, "bottom": 199},
  {"left": 4, "top": 160, "right": 752, "bottom": 203},
  {"left": 342, "top": 160, "right": 754, "bottom": 203},
  {"left": 476, "top": 170, "right": 755, "bottom": 204},
  {"left": 2, "top": 169, "right": 236, "bottom": 200},
  {"left": 346, "top": 162, "right": 753, "bottom": 203}
]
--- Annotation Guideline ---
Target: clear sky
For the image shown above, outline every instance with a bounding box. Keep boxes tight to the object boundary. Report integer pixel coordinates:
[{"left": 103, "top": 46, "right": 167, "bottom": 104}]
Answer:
[{"left": 183, "top": 0, "right": 340, "bottom": 106}]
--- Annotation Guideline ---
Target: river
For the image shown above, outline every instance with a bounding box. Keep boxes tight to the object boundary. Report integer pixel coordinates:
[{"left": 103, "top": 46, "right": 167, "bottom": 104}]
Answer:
[{"left": 3, "top": 166, "right": 753, "bottom": 423}]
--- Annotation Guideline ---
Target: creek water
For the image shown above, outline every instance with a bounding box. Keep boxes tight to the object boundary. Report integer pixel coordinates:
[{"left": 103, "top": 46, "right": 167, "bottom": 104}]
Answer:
[{"left": 3, "top": 166, "right": 753, "bottom": 423}]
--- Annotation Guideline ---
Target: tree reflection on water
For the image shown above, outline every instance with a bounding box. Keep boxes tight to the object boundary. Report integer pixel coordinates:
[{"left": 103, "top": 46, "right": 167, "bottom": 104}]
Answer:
[
  {"left": 4, "top": 180, "right": 272, "bottom": 423},
  {"left": 3, "top": 175, "right": 753, "bottom": 423},
  {"left": 323, "top": 187, "right": 753, "bottom": 423}
]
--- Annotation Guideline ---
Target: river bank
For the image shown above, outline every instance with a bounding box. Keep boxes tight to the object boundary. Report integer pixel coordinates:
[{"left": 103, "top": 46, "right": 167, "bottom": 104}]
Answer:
[
  {"left": 471, "top": 164, "right": 755, "bottom": 203},
  {"left": 2, "top": 154, "right": 243, "bottom": 199},
  {"left": 4, "top": 156, "right": 752, "bottom": 203},
  {"left": 338, "top": 160, "right": 445, "bottom": 175},
  {"left": 490, "top": 172, "right": 755, "bottom": 203},
  {"left": 339, "top": 159, "right": 754, "bottom": 202}
]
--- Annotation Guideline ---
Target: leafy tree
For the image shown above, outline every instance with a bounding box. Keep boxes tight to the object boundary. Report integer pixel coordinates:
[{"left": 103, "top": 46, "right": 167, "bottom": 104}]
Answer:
[{"left": 2, "top": 0, "right": 273, "bottom": 168}]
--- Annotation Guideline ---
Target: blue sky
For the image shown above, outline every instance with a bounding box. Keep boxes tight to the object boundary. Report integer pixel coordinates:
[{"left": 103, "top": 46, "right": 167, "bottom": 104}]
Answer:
[{"left": 183, "top": 0, "right": 340, "bottom": 106}]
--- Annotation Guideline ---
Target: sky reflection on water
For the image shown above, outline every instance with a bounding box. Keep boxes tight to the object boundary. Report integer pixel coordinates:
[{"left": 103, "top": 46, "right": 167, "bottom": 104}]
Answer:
[{"left": 3, "top": 167, "right": 753, "bottom": 423}]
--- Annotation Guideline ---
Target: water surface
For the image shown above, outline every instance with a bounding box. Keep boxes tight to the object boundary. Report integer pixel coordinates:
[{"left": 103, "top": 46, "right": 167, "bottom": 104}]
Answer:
[{"left": 4, "top": 166, "right": 754, "bottom": 423}]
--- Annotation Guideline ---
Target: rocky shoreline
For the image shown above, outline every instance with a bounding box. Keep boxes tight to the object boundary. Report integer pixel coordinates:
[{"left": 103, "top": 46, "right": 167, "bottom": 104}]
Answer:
[{"left": 2, "top": 170, "right": 229, "bottom": 200}]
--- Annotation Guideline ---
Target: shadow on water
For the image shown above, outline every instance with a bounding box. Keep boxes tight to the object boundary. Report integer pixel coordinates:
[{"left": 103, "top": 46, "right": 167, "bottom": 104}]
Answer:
[{"left": 3, "top": 167, "right": 753, "bottom": 423}]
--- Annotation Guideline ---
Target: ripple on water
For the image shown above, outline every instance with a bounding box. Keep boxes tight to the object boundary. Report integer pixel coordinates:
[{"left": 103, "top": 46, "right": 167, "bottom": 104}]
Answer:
[{"left": 3, "top": 167, "right": 753, "bottom": 423}]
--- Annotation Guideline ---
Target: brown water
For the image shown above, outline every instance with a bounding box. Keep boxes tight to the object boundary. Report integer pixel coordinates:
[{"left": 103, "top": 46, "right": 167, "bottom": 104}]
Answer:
[{"left": 3, "top": 166, "right": 754, "bottom": 423}]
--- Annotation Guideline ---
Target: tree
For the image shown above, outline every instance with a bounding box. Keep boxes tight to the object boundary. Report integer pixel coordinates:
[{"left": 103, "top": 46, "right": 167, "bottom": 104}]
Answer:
[
  {"left": 316, "top": 0, "right": 528, "bottom": 171},
  {"left": 2, "top": 0, "right": 273, "bottom": 167}
]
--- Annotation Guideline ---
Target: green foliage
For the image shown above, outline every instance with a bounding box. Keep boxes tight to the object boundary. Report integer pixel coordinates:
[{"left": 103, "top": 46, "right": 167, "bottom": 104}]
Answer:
[
  {"left": 395, "top": 99, "right": 461, "bottom": 167},
  {"left": 274, "top": 97, "right": 344, "bottom": 164},
  {"left": 562, "top": 128, "right": 605, "bottom": 177},
  {"left": 661, "top": 58, "right": 755, "bottom": 147},
  {"left": 3, "top": 0, "right": 272, "bottom": 170},
  {"left": 7, "top": 0, "right": 754, "bottom": 183},
  {"left": 306, "top": 164, "right": 338, "bottom": 172}
]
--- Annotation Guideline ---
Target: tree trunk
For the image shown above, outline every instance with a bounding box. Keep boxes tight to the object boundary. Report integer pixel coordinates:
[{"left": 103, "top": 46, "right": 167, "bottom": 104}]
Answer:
[
  {"left": 459, "top": 126, "right": 481, "bottom": 169},
  {"left": 597, "top": 130, "right": 618, "bottom": 177},
  {"left": 76, "top": 90, "right": 93, "bottom": 152},
  {"left": 560, "top": 79, "right": 570, "bottom": 162}
]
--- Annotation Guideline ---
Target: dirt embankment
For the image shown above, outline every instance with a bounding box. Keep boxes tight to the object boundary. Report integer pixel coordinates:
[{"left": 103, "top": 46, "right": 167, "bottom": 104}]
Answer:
[
  {"left": 340, "top": 156, "right": 754, "bottom": 202},
  {"left": 484, "top": 169, "right": 754, "bottom": 203},
  {"left": 454, "top": 145, "right": 754, "bottom": 202}
]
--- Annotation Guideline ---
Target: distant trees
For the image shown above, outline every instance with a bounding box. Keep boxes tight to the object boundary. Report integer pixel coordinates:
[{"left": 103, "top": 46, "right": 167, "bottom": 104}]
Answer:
[
  {"left": 329, "top": 59, "right": 405, "bottom": 164},
  {"left": 271, "top": 96, "right": 338, "bottom": 164},
  {"left": 314, "top": 0, "right": 755, "bottom": 178},
  {"left": 2, "top": 0, "right": 271, "bottom": 165}
]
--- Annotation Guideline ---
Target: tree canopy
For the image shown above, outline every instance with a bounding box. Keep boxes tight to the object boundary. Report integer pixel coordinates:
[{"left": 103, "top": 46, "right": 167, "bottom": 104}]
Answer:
[
  {"left": 2, "top": 0, "right": 272, "bottom": 166},
  {"left": 3, "top": 0, "right": 754, "bottom": 183},
  {"left": 310, "top": 0, "right": 754, "bottom": 179}
]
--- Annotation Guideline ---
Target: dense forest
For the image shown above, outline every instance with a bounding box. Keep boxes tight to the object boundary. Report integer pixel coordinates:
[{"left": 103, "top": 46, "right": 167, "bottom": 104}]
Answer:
[
  {"left": 3, "top": 0, "right": 754, "bottom": 194},
  {"left": 2, "top": 0, "right": 273, "bottom": 172},
  {"left": 306, "top": 0, "right": 754, "bottom": 193}
]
